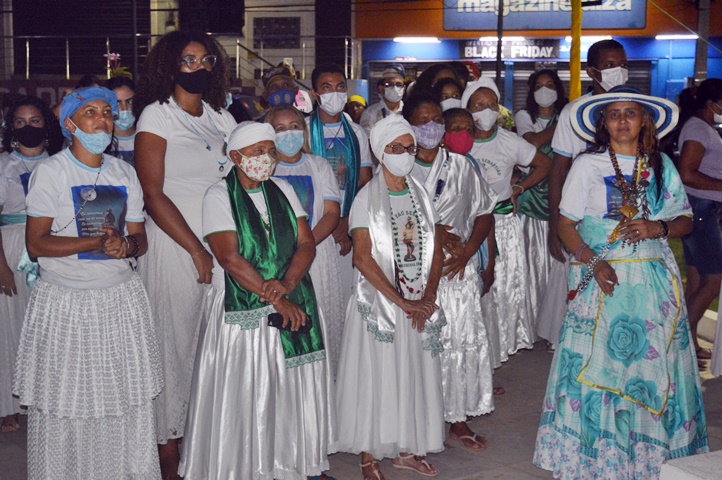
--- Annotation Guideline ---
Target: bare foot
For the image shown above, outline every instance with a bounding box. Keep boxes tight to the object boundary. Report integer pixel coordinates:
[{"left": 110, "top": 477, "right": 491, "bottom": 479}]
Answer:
[
  {"left": 1, "top": 414, "right": 20, "bottom": 433},
  {"left": 158, "top": 439, "right": 181, "bottom": 480}
]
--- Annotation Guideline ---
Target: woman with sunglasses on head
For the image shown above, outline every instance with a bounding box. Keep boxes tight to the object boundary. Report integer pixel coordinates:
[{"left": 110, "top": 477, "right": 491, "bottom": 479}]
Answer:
[
  {"left": 514, "top": 69, "right": 569, "bottom": 352},
  {"left": 336, "top": 115, "right": 446, "bottom": 480},
  {"left": 15, "top": 87, "right": 162, "bottom": 479},
  {"left": 0, "top": 95, "right": 59, "bottom": 434},
  {"left": 133, "top": 30, "right": 237, "bottom": 479},
  {"left": 534, "top": 86, "right": 708, "bottom": 478}
]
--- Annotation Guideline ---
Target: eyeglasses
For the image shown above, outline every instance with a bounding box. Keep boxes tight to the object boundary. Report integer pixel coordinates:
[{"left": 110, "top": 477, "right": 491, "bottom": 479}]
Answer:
[
  {"left": 383, "top": 82, "right": 404, "bottom": 88},
  {"left": 470, "top": 103, "right": 499, "bottom": 112},
  {"left": 179, "top": 55, "right": 217, "bottom": 69},
  {"left": 386, "top": 143, "right": 418, "bottom": 155}
]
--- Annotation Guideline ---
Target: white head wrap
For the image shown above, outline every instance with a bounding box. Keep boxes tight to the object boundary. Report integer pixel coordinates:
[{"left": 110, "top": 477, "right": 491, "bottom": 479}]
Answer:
[
  {"left": 461, "top": 78, "right": 501, "bottom": 109},
  {"left": 227, "top": 121, "right": 276, "bottom": 157},
  {"left": 369, "top": 115, "right": 417, "bottom": 162}
]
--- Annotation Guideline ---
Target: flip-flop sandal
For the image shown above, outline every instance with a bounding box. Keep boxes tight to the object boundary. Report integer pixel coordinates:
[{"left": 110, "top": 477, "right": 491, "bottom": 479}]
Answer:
[
  {"left": 391, "top": 454, "right": 438, "bottom": 477},
  {"left": 493, "top": 386, "right": 505, "bottom": 396},
  {"left": 449, "top": 432, "right": 488, "bottom": 452},
  {"left": 359, "top": 460, "right": 383, "bottom": 480}
]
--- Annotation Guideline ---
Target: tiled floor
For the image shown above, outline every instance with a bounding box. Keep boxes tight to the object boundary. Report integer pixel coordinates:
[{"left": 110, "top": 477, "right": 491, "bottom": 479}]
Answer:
[{"left": 2, "top": 341, "right": 721, "bottom": 479}]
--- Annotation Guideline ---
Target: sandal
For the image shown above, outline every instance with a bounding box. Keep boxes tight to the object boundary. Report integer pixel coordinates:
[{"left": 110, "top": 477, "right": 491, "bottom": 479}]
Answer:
[
  {"left": 449, "top": 432, "right": 488, "bottom": 453},
  {"left": 359, "top": 460, "right": 383, "bottom": 480},
  {"left": 493, "top": 386, "right": 505, "bottom": 396},
  {"left": 391, "top": 453, "right": 438, "bottom": 477},
  {"left": 696, "top": 347, "right": 713, "bottom": 360}
]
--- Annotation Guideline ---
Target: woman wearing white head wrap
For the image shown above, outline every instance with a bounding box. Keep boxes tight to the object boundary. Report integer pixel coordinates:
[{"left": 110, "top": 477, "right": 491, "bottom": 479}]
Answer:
[
  {"left": 336, "top": 115, "right": 447, "bottom": 479},
  {"left": 464, "top": 77, "right": 552, "bottom": 368},
  {"left": 180, "top": 122, "right": 337, "bottom": 479}
]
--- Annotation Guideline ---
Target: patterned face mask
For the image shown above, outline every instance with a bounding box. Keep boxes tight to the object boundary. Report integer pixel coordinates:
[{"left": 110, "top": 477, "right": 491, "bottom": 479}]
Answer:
[
  {"left": 237, "top": 152, "right": 276, "bottom": 182},
  {"left": 411, "top": 120, "right": 445, "bottom": 150}
]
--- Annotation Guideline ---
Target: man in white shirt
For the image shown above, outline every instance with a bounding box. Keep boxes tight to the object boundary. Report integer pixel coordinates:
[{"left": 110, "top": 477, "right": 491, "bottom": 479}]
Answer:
[
  {"left": 548, "top": 39, "right": 629, "bottom": 261},
  {"left": 360, "top": 64, "right": 406, "bottom": 136}
]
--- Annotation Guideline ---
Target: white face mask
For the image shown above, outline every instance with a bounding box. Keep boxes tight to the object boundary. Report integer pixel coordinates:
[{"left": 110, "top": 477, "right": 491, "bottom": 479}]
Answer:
[
  {"left": 384, "top": 85, "right": 404, "bottom": 103},
  {"left": 534, "top": 87, "right": 558, "bottom": 108},
  {"left": 318, "top": 92, "right": 348, "bottom": 116},
  {"left": 595, "top": 66, "right": 628, "bottom": 91},
  {"left": 382, "top": 152, "right": 414, "bottom": 177},
  {"left": 238, "top": 152, "right": 276, "bottom": 182},
  {"left": 440, "top": 98, "right": 462, "bottom": 111},
  {"left": 711, "top": 102, "right": 722, "bottom": 124},
  {"left": 472, "top": 109, "right": 499, "bottom": 131}
]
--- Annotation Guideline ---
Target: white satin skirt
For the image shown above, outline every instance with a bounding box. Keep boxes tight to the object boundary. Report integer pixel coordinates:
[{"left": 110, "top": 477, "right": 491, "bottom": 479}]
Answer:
[
  {"left": 520, "top": 216, "right": 569, "bottom": 347},
  {"left": 335, "top": 297, "right": 446, "bottom": 459},
  {"left": 481, "top": 213, "right": 534, "bottom": 368},
  {"left": 138, "top": 218, "right": 205, "bottom": 443},
  {"left": 179, "top": 287, "right": 337, "bottom": 480},
  {"left": 311, "top": 236, "right": 344, "bottom": 379},
  {"left": 14, "top": 276, "right": 162, "bottom": 479},
  {"left": 438, "top": 258, "right": 494, "bottom": 422},
  {"left": 0, "top": 223, "right": 31, "bottom": 417}
]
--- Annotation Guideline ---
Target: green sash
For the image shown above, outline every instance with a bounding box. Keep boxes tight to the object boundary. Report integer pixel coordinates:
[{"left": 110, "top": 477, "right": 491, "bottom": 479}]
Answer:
[
  {"left": 517, "top": 115, "right": 557, "bottom": 221},
  {"left": 493, "top": 198, "right": 514, "bottom": 215},
  {"left": 224, "top": 175, "right": 325, "bottom": 368}
]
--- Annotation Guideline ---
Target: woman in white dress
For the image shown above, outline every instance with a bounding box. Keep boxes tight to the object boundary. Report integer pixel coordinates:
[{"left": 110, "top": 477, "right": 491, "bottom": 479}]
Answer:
[
  {"left": 463, "top": 78, "right": 551, "bottom": 362},
  {"left": 336, "top": 115, "right": 446, "bottom": 480},
  {"left": 405, "top": 94, "right": 498, "bottom": 452},
  {"left": 0, "top": 96, "right": 58, "bottom": 433},
  {"left": 179, "top": 122, "right": 335, "bottom": 480},
  {"left": 133, "top": 31, "right": 237, "bottom": 477},
  {"left": 15, "top": 87, "right": 162, "bottom": 479},
  {"left": 513, "top": 69, "right": 569, "bottom": 350},
  {"left": 266, "top": 105, "right": 345, "bottom": 378}
]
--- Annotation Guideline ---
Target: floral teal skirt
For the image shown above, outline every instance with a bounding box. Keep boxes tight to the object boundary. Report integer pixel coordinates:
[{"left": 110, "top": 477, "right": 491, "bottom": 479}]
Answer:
[{"left": 533, "top": 232, "right": 708, "bottom": 479}]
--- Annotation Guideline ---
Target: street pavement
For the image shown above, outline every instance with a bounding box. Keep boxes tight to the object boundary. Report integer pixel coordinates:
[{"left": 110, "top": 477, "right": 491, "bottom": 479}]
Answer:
[{"left": 2, "top": 341, "right": 721, "bottom": 479}]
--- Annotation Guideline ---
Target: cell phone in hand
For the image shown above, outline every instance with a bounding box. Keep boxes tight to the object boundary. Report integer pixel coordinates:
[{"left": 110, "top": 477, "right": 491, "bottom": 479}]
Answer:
[{"left": 267, "top": 312, "right": 312, "bottom": 334}]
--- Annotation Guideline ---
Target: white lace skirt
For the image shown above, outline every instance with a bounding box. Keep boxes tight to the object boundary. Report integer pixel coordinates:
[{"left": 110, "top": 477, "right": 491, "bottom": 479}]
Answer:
[
  {"left": 0, "top": 223, "right": 32, "bottom": 417},
  {"left": 14, "top": 275, "right": 162, "bottom": 479},
  {"left": 138, "top": 218, "right": 205, "bottom": 443},
  {"left": 179, "top": 287, "right": 336, "bottom": 480},
  {"left": 310, "top": 236, "right": 344, "bottom": 379},
  {"left": 438, "top": 258, "right": 494, "bottom": 422},
  {"left": 335, "top": 297, "right": 446, "bottom": 459},
  {"left": 481, "top": 213, "right": 534, "bottom": 366},
  {"left": 520, "top": 216, "right": 568, "bottom": 347}
]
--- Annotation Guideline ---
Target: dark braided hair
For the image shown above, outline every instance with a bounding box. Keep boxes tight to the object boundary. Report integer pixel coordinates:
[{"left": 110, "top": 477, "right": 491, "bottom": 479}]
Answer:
[{"left": 133, "top": 30, "right": 230, "bottom": 119}]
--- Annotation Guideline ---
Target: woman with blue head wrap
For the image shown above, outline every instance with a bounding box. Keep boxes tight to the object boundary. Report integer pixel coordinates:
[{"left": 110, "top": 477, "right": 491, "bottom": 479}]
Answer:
[{"left": 14, "top": 86, "right": 163, "bottom": 478}]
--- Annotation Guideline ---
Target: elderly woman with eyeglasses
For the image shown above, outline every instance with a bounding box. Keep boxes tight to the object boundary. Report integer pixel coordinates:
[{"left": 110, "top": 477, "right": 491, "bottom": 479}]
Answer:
[
  {"left": 463, "top": 78, "right": 551, "bottom": 368},
  {"left": 335, "top": 115, "right": 446, "bottom": 480},
  {"left": 133, "top": 30, "right": 238, "bottom": 478}
]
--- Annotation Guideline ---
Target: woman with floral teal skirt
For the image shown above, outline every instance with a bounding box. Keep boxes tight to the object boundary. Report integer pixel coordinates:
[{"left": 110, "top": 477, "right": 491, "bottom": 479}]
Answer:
[{"left": 534, "top": 86, "right": 708, "bottom": 479}]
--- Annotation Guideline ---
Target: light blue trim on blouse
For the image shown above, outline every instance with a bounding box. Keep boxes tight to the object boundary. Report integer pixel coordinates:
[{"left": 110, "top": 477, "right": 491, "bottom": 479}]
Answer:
[
  {"left": 278, "top": 153, "right": 307, "bottom": 168},
  {"left": 323, "top": 195, "right": 341, "bottom": 203},
  {"left": 560, "top": 209, "right": 580, "bottom": 222},
  {"left": 126, "top": 217, "right": 145, "bottom": 223},
  {"left": 552, "top": 147, "right": 572, "bottom": 157},
  {"left": 12, "top": 151, "right": 48, "bottom": 162},
  {"left": 64, "top": 148, "right": 111, "bottom": 173}
]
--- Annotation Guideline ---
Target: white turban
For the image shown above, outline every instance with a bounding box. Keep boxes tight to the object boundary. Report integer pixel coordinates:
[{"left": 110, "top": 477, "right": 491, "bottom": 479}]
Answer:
[
  {"left": 461, "top": 78, "right": 501, "bottom": 109},
  {"left": 369, "top": 115, "right": 416, "bottom": 162},
  {"left": 226, "top": 121, "right": 276, "bottom": 157}
]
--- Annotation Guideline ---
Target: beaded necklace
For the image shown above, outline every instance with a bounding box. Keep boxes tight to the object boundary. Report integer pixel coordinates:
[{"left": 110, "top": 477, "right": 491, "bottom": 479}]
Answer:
[
  {"left": 390, "top": 181, "right": 424, "bottom": 296},
  {"left": 52, "top": 155, "right": 105, "bottom": 234},
  {"left": 172, "top": 97, "right": 229, "bottom": 172},
  {"left": 608, "top": 143, "right": 651, "bottom": 247}
]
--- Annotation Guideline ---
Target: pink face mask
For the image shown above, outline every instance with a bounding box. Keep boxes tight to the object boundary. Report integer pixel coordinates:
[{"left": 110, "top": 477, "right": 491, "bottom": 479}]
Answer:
[{"left": 443, "top": 130, "right": 474, "bottom": 155}]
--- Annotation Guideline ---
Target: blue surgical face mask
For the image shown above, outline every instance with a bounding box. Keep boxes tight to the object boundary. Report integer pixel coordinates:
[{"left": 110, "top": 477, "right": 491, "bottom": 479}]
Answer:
[
  {"left": 267, "top": 89, "right": 296, "bottom": 107},
  {"left": 70, "top": 119, "right": 112, "bottom": 154},
  {"left": 114, "top": 110, "right": 136, "bottom": 131},
  {"left": 225, "top": 92, "right": 234, "bottom": 110},
  {"left": 275, "top": 129, "right": 305, "bottom": 157}
]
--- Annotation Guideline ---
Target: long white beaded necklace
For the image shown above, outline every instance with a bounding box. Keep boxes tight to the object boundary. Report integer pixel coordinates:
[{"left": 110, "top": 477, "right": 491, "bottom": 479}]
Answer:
[
  {"left": 52, "top": 154, "right": 104, "bottom": 234},
  {"left": 391, "top": 180, "right": 424, "bottom": 296},
  {"left": 173, "top": 97, "right": 229, "bottom": 172}
]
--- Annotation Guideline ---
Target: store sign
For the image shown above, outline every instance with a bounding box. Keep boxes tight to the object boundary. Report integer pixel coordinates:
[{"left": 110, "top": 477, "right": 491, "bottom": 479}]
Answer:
[
  {"left": 444, "top": 0, "right": 646, "bottom": 30},
  {"left": 461, "top": 39, "right": 560, "bottom": 59}
]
